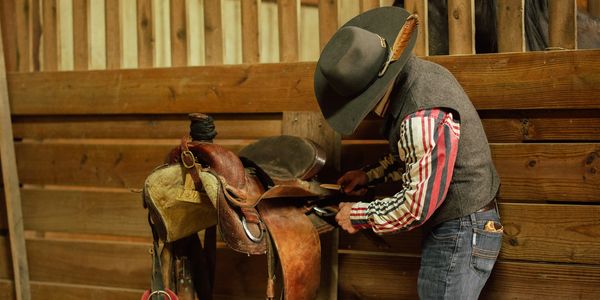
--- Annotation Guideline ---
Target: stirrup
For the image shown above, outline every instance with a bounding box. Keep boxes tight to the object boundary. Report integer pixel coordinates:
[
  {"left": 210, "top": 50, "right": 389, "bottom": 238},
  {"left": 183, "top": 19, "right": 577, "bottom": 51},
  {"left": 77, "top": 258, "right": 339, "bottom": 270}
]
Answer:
[{"left": 242, "top": 217, "right": 265, "bottom": 243}]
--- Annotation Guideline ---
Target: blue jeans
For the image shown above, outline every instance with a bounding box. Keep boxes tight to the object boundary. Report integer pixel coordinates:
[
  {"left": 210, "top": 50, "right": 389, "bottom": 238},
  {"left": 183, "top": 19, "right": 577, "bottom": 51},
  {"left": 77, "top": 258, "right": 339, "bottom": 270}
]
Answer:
[{"left": 418, "top": 208, "right": 502, "bottom": 299}]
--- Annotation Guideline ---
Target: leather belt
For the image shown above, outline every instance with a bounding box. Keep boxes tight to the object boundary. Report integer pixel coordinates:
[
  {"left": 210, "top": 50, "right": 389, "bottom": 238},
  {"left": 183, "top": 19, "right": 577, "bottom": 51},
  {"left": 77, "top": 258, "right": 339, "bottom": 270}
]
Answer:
[{"left": 477, "top": 198, "right": 497, "bottom": 213}]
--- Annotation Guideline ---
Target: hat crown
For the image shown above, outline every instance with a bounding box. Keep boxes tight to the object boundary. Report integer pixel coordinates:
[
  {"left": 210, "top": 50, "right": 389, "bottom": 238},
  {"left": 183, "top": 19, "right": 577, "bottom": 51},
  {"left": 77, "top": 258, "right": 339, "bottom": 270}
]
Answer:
[{"left": 318, "top": 26, "right": 387, "bottom": 97}]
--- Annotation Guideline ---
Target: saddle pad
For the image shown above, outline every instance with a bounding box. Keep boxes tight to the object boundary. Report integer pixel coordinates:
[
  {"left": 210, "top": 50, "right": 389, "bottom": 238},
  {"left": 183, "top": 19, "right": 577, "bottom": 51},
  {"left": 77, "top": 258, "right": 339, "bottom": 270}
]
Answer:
[{"left": 144, "top": 164, "right": 218, "bottom": 242}]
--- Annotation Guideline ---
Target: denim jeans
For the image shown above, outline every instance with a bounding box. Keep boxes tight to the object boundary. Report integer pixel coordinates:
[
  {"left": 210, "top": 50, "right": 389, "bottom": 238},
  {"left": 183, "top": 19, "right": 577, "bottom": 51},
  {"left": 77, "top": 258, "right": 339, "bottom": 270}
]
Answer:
[{"left": 418, "top": 208, "right": 502, "bottom": 299}]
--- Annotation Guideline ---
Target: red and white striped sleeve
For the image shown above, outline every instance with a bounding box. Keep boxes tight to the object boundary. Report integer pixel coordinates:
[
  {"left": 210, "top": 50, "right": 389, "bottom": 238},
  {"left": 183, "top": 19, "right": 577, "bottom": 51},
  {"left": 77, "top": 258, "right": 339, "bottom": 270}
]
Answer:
[{"left": 350, "top": 108, "right": 461, "bottom": 234}]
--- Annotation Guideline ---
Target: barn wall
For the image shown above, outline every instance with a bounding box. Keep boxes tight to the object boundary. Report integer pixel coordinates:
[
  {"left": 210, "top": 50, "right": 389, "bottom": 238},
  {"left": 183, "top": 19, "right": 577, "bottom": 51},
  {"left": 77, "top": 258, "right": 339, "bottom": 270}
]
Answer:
[{"left": 0, "top": 1, "right": 599, "bottom": 299}]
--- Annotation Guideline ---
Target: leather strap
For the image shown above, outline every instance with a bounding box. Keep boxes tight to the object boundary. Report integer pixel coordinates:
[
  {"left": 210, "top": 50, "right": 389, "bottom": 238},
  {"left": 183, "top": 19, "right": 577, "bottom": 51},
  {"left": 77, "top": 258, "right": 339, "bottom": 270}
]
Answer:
[
  {"left": 257, "top": 199, "right": 321, "bottom": 300},
  {"left": 179, "top": 136, "right": 203, "bottom": 191}
]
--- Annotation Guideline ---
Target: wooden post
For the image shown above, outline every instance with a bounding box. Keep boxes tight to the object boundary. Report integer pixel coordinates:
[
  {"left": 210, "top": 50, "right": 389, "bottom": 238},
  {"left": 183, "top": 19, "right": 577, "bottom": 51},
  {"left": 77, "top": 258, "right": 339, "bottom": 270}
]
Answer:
[
  {"left": 29, "top": 0, "right": 41, "bottom": 71},
  {"left": 591, "top": 0, "right": 600, "bottom": 17},
  {"left": 73, "top": 0, "right": 90, "bottom": 70},
  {"left": 0, "top": 0, "right": 18, "bottom": 72},
  {"left": 204, "top": 0, "right": 223, "bottom": 65},
  {"left": 0, "top": 19, "right": 31, "bottom": 300},
  {"left": 170, "top": 0, "right": 187, "bottom": 67},
  {"left": 549, "top": 0, "right": 577, "bottom": 49},
  {"left": 282, "top": 111, "right": 341, "bottom": 300},
  {"left": 105, "top": 0, "right": 121, "bottom": 69},
  {"left": 137, "top": 0, "right": 154, "bottom": 68},
  {"left": 447, "top": 0, "right": 475, "bottom": 55},
  {"left": 318, "top": 0, "right": 338, "bottom": 51},
  {"left": 42, "top": 0, "right": 59, "bottom": 71},
  {"left": 496, "top": 0, "right": 525, "bottom": 53},
  {"left": 404, "top": 0, "right": 429, "bottom": 56},
  {"left": 277, "top": 0, "right": 299, "bottom": 62},
  {"left": 15, "top": 0, "right": 30, "bottom": 72},
  {"left": 359, "top": 0, "right": 379, "bottom": 12},
  {"left": 241, "top": 0, "right": 260, "bottom": 63}
]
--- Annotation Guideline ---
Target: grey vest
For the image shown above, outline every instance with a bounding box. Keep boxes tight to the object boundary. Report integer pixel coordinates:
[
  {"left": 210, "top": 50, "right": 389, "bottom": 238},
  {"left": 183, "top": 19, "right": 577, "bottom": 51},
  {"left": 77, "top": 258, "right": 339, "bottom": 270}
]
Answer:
[{"left": 382, "top": 56, "right": 500, "bottom": 228}]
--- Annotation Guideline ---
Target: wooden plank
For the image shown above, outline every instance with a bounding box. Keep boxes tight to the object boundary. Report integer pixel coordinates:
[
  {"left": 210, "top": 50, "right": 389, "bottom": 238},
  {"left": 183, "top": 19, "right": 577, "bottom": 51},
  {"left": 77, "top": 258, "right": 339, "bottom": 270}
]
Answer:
[
  {"left": 42, "top": 0, "right": 59, "bottom": 71},
  {"left": 318, "top": 0, "right": 338, "bottom": 51},
  {"left": 359, "top": 0, "right": 379, "bottom": 12},
  {"left": 340, "top": 143, "right": 600, "bottom": 202},
  {"left": 339, "top": 253, "right": 600, "bottom": 299},
  {"left": 15, "top": 0, "right": 30, "bottom": 72},
  {"left": 14, "top": 140, "right": 250, "bottom": 188},
  {"left": 351, "top": 111, "right": 600, "bottom": 142},
  {"left": 0, "top": 190, "right": 7, "bottom": 231},
  {"left": 170, "top": 0, "right": 187, "bottom": 67},
  {"left": 278, "top": 0, "right": 299, "bottom": 62},
  {"left": 548, "top": 0, "right": 577, "bottom": 49},
  {"left": 26, "top": 238, "right": 149, "bottom": 289},
  {"left": 105, "top": 0, "right": 121, "bottom": 69},
  {"left": 241, "top": 0, "right": 260, "bottom": 63},
  {"left": 203, "top": 0, "right": 223, "bottom": 65},
  {"left": 6, "top": 50, "right": 600, "bottom": 115},
  {"left": 496, "top": 0, "right": 525, "bottom": 53},
  {"left": 0, "top": 236, "right": 12, "bottom": 279},
  {"left": 72, "top": 0, "right": 89, "bottom": 70},
  {"left": 404, "top": 0, "right": 428, "bottom": 56},
  {"left": 0, "top": 280, "right": 14, "bottom": 299},
  {"left": 136, "top": 0, "right": 153, "bottom": 68},
  {"left": 447, "top": 0, "right": 475, "bottom": 54},
  {"left": 491, "top": 143, "right": 600, "bottom": 202},
  {"left": 0, "top": 19, "right": 30, "bottom": 300},
  {"left": 29, "top": 0, "right": 41, "bottom": 72},
  {"left": 21, "top": 188, "right": 149, "bottom": 237},
  {"left": 11, "top": 114, "right": 282, "bottom": 139},
  {"left": 591, "top": 0, "right": 600, "bottom": 17},
  {"left": 0, "top": 0, "right": 18, "bottom": 72},
  {"left": 340, "top": 203, "right": 600, "bottom": 265}
]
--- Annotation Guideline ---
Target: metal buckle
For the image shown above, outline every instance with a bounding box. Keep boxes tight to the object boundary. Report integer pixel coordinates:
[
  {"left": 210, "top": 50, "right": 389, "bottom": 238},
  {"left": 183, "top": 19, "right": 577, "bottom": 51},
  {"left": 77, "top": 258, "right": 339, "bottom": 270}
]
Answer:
[
  {"left": 147, "top": 290, "right": 173, "bottom": 300},
  {"left": 181, "top": 150, "right": 195, "bottom": 169},
  {"left": 242, "top": 217, "right": 264, "bottom": 243},
  {"left": 313, "top": 206, "right": 337, "bottom": 217}
]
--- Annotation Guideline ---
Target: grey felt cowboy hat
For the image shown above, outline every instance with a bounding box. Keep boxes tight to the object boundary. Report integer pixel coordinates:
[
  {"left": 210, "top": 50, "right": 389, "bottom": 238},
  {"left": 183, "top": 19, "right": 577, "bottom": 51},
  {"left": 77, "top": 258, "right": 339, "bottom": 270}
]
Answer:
[{"left": 314, "top": 6, "right": 418, "bottom": 135}]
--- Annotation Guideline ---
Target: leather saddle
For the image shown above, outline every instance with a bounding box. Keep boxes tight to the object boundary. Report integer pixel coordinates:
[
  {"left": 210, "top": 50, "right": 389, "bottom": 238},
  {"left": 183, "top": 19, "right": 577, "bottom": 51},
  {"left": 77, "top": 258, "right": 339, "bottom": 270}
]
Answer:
[{"left": 144, "top": 134, "right": 333, "bottom": 299}]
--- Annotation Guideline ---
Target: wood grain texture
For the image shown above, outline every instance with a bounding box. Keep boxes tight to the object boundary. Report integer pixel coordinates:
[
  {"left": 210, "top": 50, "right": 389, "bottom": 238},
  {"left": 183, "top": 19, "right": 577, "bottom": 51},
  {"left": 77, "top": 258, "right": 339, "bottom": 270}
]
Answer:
[
  {"left": 170, "top": 0, "right": 187, "bottom": 67},
  {"left": 340, "top": 203, "right": 600, "bottom": 264},
  {"left": 340, "top": 142, "right": 600, "bottom": 202},
  {"left": 591, "top": 0, "right": 600, "bottom": 17},
  {"left": 447, "top": 0, "right": 475, "bottom": 54},
  {"left": 359, "top": 0, "right": 379, "bottom": 12},
  {"left": 548, "top": 0, "right": 577, "bottom": 49},
  {"left": 350, "top": 111, "right": 600, "bottom": 142},
  {"left": 496, "top": 0, "right": 525, "bottom": 52},
  {"left": 105, "top": 0, "right": 121, "bottom": 69},
  {"left": 25, "top": 238, "right": 150, "bottom": 289},
  {"left": 339, "top": 254, "right": 600, "bottom": 299},
  {"left": 15, "top": 0, "right": 30, "bottom": 72},
  {"left": 11, "top": 114, "right": 282, "bottom": 139},
  {"left": 318, "top": 0, "right": 338, "bottom": 51},
  {"left": 0, "top": 17, "right": 31, "bottom": 299},
  {"left": 29, "top": 0, "right": 41, "bottom": 71},
  {"left": 7, "top": 50, "right": 600, "bottom": 115},
  {"left": 404, "top": 0, "right": 428, "bottom": 56},
  {"left": 73, "top": 0, "right": 89, "bottom": 70},
  {"left": 241, "top": 0, "right": 260, "bottom": 63},
  {"left": 42, "top": 0, "right": 59, "bottom": 71},
  {"left": 21, "top": 188, "right": 149, "bottom": 237},
  {"left": 136, "top": 0, "right": 153, "bottom": 68},
  {"left": 278, "top": 0, "right": 299, "bottom": 62},
  {"left": 0, "top": 0, "right": 18, "bottom": 72},
  {"left": 14, "top": 140, "right": 248, "bottom": 188},
  {"left": 204, "top": 0, "right": 223, "bottom": 64}
]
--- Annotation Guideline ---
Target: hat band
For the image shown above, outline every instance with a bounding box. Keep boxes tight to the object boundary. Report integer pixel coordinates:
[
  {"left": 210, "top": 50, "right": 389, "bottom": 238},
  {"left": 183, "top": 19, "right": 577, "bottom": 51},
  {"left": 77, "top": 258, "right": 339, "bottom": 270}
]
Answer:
[{"left": 378, "top": 42, "right": 393, "bottom": 77}]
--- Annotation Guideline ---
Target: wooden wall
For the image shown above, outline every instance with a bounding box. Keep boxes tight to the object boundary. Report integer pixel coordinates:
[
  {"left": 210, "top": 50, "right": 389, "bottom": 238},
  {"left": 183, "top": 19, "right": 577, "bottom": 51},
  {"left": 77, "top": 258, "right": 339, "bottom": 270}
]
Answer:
[{"left": 1, "top": 0, "right": 599, "bottom": 299}]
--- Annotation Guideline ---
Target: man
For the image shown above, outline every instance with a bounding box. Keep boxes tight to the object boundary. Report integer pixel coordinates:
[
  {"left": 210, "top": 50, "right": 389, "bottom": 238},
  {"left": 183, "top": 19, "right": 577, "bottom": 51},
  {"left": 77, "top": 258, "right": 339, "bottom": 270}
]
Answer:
[{"left": 314, "top": 7, "right": 503, "bottom": 299}]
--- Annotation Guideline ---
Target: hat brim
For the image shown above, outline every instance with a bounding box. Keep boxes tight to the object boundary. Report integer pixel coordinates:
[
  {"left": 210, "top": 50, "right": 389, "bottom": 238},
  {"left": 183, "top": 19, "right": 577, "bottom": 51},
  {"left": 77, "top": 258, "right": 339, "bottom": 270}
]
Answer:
[{"left": 314, "top": 7, "right": 418, "bottom": 135}]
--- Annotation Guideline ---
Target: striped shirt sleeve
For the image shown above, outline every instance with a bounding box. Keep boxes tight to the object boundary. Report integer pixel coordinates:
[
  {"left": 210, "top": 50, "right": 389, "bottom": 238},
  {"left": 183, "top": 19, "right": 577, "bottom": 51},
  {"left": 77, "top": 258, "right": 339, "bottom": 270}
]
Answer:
[{"left": 350, "top": 108, "right": 461, "bottom": 234}]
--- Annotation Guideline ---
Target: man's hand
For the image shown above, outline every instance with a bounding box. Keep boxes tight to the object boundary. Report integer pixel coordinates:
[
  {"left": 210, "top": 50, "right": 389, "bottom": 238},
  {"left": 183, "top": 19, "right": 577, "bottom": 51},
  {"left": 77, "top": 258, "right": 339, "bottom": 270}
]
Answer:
[
  {"left": 337, "top": 170, "right": 369, "bottom": 196},
  {"left": 335, "top": 202, "right": 360, "bottom": 234}
]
